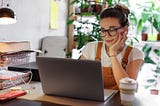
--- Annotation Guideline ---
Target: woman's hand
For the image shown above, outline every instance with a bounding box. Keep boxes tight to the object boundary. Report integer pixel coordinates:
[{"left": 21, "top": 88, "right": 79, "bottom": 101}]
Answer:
[{"left": 108, "top": 31, "right": 127, "bottom": 56}]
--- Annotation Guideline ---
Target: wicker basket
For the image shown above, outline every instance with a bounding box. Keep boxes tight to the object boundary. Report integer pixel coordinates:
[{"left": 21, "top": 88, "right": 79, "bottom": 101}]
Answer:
[{"left": 0, "top": 51, "right": 32, "bottom": 67}]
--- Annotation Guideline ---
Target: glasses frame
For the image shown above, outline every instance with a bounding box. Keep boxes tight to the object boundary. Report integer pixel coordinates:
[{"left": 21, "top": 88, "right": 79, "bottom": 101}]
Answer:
[{"left": 99, "top": 26, "right": 123, "bottom": 37}]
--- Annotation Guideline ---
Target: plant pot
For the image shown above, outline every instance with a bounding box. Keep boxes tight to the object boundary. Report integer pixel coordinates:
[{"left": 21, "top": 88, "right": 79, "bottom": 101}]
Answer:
[
  {"left": 157, "top": 33, "right": 160, "bottom": 41},
  {"left": 150, "top": 89, "right": 159, "bottom": 95},
  {"left": 95, "top": 4, "right": 102, "bottom": 14},
  {"left": 148, "top": 34, "right": 158, "bottom": 41},
  {"left": 81, "top": 4, "right": 102, "bottom": 14},
  {"left": 142, "top": 33, "right": 148, "bottom": 41}
]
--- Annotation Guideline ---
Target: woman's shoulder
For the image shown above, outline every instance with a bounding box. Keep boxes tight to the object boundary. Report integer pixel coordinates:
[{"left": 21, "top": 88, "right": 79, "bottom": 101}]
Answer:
[
  {"left": 81, "top": 41, "right": 103, "bottom": 59},
  {"left": 132, "top": 46, "right": 143, "bottom": 53},
  {"left": 126, "top": 45, "right": 144, "bottom": 59},
  {"left": 125, "top": 45, "right": 142, "bottom": 53}
]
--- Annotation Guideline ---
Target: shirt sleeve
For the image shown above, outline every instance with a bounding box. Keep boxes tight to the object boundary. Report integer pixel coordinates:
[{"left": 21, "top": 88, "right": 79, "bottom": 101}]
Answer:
[
  {"left": 128, "top": 47, "right": 144, "bottom": 62},
  {"left": 81, "top": 42, "right": 97, "bottom": 60}
]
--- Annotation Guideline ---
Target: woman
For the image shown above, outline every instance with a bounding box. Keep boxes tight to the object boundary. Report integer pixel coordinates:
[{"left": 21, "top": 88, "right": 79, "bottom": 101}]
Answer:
[{"left": 80, "top": 4, "right": 144, "bottom": 90}]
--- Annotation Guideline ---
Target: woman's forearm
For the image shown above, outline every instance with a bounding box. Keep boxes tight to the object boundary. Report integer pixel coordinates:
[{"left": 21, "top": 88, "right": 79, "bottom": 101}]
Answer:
[{"left": 109, "top": 56, "right": 129, "bottom": 87}]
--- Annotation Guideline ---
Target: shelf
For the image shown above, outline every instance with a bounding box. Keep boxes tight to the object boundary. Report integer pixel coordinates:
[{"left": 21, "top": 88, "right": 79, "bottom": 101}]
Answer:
[{"left": 134, "top": 41, "right": 160, "bottom": 48}]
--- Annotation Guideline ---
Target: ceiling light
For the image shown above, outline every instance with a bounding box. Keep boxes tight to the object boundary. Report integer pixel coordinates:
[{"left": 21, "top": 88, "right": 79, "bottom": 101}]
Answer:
[{"left": 0, "top": 0, "right": 17, "bottom": 25}]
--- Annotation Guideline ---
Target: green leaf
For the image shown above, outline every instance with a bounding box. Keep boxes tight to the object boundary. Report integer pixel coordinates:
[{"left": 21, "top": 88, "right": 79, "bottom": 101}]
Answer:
[
  {"left": 81, "top": 3, "right": 88, "bottom": 10},
  {"left": 146, "top": 79, "right": 156, "bottom": 83},
  {"left": 70, "top": 0, "right": 80, "bottom": 5},
  {"left": 142, "top": 44, "right": 152, "bottom": 56},
  {"left": 137, "top": 19, "right": 142, "bottom": 33},
  {"left": 153, "top": 75, "right": 157, "bottom": 78},
  {"left": 142, "top": 44, "right": 156, "bottom": 64},
  {"left": 77, "top": 35, "right": 88, "bottom": 50},
  {"left": 144, "top": 57, "right": 156, "bottom": 64},
  {"left": 154, "top": 67, "right": 160, "bottom": 73},
  {"left": 67, "top": 19, "right": 74, "bottom": 25},
  {"left": 133, "top": 37, "right": 139, "bottom": 42},
  {"left": 144, "top": 85, "right": 152, "bottom": 89},
  {"left": 129, "top": 12, "right": 137, "bottom": 25},
  {"left": 152, "top": 18, "right": 160, "bottom": 32},
  {"left": 106, "top": 0, "right": 113, "bottom": 6},
  {"left": 81, "top": 12, "right": 92, "bottom": 16},
  {"left": 142, "top": 12, "right": 151, "bottom": 22},
  {"left": 154, "top": 49, "right": 160, "bottom": 56}
]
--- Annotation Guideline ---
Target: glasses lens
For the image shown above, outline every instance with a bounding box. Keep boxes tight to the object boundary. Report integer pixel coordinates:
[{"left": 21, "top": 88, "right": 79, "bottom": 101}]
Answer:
[
  {"left": 100, "top": 27, "right": 122, "bottom": 37},
  {"left": 100, "top": 29, "right": 106, "bottom": 37},
  {"left": 108, "top": 27, "right": 122, "bottom": 36},
  {"left": 108, "top": 29, "right": 117, "bottom": 36}
]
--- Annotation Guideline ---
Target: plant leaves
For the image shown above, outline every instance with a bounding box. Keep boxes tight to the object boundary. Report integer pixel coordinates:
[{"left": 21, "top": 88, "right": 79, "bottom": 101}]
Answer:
[
  {"left": 142, "top": 44, "right": 152, "bottom": 57},
  {"left": 154, "top": 67, "right": 160, "bottom": 73},
  {"left": 106, "top": 0, "right": 113, "bottom": 6},
  {"left": 154, "top": 49, "right": 160, "bottom": 57},
  {"left": 144, "top": 85, "right": 152, "bottom": 89},
  {"left": 77, "top": 35, "right": 88, "bottom": 50},
  {"left": 137, "top": 19, "right": 142, "bottom": 33},
  {"left": 142, "top": 12, "right": 151, "bottom": 22},
  {"left": 144, "top": 57, "right": 156, "bottom": 64},
  {"left": 70, "top": 0, "right": 80, "bottom": 5},
  {"left": 67, "top": 19, "right": 74, "bottom": 25},
  {"left": 146, "top": 79, "right": 156, "bottom": 83}
]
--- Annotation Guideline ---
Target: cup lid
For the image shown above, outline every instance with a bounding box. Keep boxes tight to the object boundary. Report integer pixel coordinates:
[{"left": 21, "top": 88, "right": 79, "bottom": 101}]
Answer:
[{"left": 120, "top": 77, "right": 137, "bottom": 84}]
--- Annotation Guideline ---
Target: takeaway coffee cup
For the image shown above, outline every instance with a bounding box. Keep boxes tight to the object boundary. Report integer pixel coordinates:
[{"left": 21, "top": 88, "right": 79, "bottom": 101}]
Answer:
[{"left": 119, "top": 77, "right": 138, "bottom": 106}]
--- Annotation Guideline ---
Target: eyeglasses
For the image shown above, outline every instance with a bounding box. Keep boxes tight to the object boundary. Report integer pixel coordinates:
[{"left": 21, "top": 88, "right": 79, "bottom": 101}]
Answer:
[{"left": 99, "top": 26, "right": 122, "bottom": 37}]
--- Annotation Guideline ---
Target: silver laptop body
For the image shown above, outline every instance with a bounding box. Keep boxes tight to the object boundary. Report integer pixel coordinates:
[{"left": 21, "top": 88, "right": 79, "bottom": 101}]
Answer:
[{"left": 36, "top": 57, "right": 117, "bottom": 102}]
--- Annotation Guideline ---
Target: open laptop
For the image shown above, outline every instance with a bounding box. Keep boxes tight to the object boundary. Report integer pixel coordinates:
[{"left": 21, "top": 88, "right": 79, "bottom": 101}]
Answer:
[{"left": 36, "top": 56, "right": 117, "bottom": 102}]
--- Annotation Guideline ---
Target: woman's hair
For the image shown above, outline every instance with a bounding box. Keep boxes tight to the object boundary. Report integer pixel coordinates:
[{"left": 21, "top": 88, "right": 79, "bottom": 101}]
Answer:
[{"left": 100, "top": 4, "right": 130, "bottom": 27}]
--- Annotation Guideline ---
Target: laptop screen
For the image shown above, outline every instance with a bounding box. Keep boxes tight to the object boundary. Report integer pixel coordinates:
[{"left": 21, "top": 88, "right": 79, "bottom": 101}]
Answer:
[{"left": 36, "top": 57, "right": 115, "bottom": 101}]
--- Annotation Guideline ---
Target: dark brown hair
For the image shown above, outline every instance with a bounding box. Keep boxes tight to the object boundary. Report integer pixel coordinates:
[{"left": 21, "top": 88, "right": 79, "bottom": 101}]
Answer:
[{"left": 100, "top": 4, "right": 130, "bottom": 27}]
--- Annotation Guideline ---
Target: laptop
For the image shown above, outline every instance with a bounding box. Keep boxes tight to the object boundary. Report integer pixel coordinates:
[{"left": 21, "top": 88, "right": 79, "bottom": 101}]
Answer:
[{"left": 36, "top": 56, "right": 117, "bottom": 102}]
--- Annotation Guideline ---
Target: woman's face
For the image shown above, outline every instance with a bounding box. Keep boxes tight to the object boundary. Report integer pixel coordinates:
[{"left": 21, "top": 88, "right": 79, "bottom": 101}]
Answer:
[{"left": 100, "top": 17, "right": 125, "bottom": 47}]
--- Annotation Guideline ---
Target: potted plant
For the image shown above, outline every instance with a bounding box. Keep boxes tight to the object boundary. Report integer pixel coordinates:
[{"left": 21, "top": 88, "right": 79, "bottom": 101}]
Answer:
[
  {"left": 68, "top": 0, "right": 139, "bottom": 49},
  {"left": 67, "top": 0, "right": 103, "bottom": 50},
  {"left": 141, "top": 26, "right": 148, "bottom": 41},
  {"left": 142, "top": 44, "right": 160, "bottom": 95},
  {"left": 137, "top": 1, "right": 160, "bottom": 41},
  {"left": 67, "top": 0, "right": 141, "bottom": 59}
]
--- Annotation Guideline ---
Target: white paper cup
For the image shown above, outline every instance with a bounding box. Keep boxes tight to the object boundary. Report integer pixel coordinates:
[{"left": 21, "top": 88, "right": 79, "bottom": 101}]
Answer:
[{"left": 119, "top": 77, "right": 138, "bottom": 106}]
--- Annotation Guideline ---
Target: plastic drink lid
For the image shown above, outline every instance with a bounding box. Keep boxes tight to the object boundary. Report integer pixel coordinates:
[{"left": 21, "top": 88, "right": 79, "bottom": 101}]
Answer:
[{"left": 120, "top": 77, "right": 137, "bottom": 85}]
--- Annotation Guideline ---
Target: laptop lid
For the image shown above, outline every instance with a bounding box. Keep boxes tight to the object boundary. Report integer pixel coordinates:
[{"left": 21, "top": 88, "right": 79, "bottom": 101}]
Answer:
[{"left": 36, "top": 57, "right": 114, "bottom": 101}]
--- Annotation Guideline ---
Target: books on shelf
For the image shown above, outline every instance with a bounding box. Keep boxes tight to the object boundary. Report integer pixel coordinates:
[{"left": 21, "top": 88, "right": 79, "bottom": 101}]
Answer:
[{"left": 0, "top": 70, "right": 30, "bottom": 89}]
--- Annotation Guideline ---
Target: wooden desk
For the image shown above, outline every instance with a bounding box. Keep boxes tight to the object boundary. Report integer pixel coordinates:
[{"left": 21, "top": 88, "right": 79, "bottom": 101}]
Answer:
[{"left": 0, "top": 82, "right": 160, "bottom": 106}]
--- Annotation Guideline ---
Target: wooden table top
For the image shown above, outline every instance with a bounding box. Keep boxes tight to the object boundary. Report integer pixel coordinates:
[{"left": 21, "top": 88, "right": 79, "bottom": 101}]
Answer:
[{"left": 0, "top": 82, "right": 160, "bottom": 106}]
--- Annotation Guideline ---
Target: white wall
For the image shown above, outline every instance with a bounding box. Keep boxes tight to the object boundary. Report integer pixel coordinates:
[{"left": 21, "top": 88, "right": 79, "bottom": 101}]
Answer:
[{"left": 0, "top": 0, "right": 68, "bottom": 61}]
